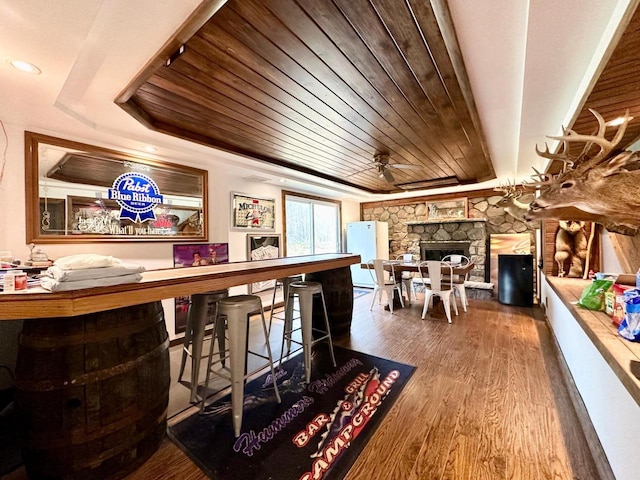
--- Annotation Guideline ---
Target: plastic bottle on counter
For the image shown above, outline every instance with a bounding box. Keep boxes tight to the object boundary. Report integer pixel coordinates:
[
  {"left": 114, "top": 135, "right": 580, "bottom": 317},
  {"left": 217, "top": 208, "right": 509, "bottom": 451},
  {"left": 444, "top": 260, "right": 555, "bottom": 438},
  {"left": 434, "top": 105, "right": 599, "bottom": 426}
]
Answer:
[{"left": 3, "top": 272, "right": 15, "bottom": 292}]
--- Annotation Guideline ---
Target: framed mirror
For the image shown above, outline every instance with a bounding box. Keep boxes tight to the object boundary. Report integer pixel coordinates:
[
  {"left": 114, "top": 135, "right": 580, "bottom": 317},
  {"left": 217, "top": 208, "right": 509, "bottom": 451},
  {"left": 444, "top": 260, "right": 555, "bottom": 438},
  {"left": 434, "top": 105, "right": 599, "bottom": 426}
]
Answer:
[{"left": 25, "top": 132, "right": 208, "bottom": 243}]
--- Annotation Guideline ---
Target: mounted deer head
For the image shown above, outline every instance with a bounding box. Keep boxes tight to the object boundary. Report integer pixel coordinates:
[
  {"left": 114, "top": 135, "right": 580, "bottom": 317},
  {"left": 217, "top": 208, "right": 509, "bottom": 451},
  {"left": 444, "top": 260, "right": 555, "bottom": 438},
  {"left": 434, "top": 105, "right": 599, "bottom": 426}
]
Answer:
[
  {"left": 523, "top": 109, "right": 640, "bottom": 235},
  {"left": 493, "top": 181, "right": 532, "bottom": 221}
]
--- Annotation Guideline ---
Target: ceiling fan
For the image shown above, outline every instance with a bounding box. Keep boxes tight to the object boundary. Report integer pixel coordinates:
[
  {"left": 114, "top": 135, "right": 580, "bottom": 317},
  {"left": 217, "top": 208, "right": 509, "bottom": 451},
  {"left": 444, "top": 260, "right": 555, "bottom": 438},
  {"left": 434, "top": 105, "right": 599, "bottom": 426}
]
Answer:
[{"left": 371, "top": 153, "right": 422, "bottom": 184}]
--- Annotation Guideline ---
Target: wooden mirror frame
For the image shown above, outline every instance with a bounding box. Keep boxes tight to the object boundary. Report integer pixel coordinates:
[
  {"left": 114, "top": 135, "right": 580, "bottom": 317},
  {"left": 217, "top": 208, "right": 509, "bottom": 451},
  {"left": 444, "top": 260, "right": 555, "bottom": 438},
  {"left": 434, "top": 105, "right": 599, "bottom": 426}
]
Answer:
[{"left": 25, "top": 132, "right": 208, "bottom": 243}]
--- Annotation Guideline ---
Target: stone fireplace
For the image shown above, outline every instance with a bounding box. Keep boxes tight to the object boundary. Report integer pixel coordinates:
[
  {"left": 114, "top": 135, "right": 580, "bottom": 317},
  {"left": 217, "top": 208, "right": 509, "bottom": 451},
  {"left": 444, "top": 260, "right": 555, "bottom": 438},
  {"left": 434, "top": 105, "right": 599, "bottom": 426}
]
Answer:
[{"left": 406, "top": 219, "right": 487, "bottom": 283}]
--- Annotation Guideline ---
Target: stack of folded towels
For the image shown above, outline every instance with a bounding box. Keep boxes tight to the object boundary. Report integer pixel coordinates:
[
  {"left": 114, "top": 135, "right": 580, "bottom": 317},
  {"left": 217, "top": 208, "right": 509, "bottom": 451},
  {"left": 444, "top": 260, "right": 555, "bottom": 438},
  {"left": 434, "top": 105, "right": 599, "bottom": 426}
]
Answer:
[{"left": 40, "top": 254, "right": 146, "bottom": 292}]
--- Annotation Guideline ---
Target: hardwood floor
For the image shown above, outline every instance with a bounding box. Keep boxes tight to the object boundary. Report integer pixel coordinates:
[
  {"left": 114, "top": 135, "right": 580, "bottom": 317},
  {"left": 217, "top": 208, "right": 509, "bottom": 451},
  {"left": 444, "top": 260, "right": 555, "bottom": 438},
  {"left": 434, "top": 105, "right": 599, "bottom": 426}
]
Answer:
[
  {"left": 337, "top": 296, "right": 601, "bottom": 480},
  {"left": 3, "top": 293, "right": 602, "bottom": 480}
]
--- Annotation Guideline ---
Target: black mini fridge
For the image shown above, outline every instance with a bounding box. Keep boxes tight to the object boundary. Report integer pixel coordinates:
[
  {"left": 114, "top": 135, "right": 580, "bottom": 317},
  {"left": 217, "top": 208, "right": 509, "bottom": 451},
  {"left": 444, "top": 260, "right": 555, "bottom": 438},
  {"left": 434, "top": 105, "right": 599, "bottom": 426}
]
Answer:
[{"left": 498, "top": 254, "right": 534, "bottom": 306}]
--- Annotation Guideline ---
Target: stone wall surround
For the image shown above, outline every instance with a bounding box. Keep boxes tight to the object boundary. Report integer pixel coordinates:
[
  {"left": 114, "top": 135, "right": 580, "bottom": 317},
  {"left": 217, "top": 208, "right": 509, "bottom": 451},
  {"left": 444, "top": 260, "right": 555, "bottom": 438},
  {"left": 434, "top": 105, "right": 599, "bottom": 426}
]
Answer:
[
  {"left": 408, "top": 219, "right": 487, "bottom": 282},
  {"left": 362, "top": 195, "right": 537, "bottom": 284}
]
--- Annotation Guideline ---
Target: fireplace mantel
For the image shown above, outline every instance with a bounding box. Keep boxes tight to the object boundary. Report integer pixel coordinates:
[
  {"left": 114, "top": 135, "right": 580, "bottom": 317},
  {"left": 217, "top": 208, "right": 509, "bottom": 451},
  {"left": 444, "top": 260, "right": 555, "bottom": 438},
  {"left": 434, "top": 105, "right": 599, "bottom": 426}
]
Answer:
[{"left": 406, "top": 218, "right": 487, "bottom": 226}]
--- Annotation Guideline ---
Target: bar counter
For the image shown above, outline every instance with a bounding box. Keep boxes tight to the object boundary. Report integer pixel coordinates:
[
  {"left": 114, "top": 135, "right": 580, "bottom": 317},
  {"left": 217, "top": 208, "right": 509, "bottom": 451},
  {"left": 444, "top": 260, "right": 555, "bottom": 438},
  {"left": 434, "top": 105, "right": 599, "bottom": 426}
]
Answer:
[
  {"left": 0, "top": 253, "right": 361, "bottom": 320},
  {"left": 542, "top": 275, "right": 640, "bottom": 480},
  {"left": 2, "top": 253, "right": 360, "bottom": 479},
  {"left": 543, "top": 275, "right": 640, "bottom": 403}
]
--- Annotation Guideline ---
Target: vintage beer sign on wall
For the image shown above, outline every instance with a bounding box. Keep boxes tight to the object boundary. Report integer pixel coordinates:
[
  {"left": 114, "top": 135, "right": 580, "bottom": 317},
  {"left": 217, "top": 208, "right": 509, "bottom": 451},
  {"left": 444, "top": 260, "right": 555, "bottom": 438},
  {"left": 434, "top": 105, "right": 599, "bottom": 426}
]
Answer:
[
  {"left": 232, "top": 192, "right": 276, "bottom": 230},
  {"left": 108, "top": 172, "right": 164, "bottom": 222}
]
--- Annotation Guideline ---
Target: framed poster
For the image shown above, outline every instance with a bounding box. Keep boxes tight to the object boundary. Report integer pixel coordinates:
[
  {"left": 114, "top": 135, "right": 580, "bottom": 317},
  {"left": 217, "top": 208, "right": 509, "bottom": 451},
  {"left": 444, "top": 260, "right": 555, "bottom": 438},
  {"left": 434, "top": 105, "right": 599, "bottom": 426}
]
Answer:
[
  {"left": 231, "top": 192, "right": 276, "bottom": 231},
  {"left": 172, "top": 243, "right": 229, "bottom": 335},
  {"left": 426, "top": 197, "right": 468, "bottom": 221},
  {"left": 247, "top": 234, "right": 281, "bottom": 293}
]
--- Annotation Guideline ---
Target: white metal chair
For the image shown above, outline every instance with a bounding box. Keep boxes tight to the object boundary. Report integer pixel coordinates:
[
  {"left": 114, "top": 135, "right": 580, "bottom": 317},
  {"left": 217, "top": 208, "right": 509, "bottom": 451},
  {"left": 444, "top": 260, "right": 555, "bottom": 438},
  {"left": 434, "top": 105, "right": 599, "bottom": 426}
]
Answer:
[
  {"left": 395, "top": 253, "right": 419, "bottom": 304},
  {"left": 442, "top": 254, "right": 471, "bottom": 312},
  {"left": 366, "top": 259, "right": 404, "bottom": 314},
  {"left": 418, "top": 260, "right": 458, "bottom": 323}
]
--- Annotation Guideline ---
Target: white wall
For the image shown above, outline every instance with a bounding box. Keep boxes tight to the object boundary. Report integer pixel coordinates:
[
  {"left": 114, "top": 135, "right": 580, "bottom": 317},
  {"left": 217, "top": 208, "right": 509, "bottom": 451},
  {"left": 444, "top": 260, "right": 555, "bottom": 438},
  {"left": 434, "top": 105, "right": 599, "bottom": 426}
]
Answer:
[
  {"left": 0, "top": 121, "right": 361, "bottom": 368},
  {"left": 340, "top": 199, "right": 361, "bottom": 249},
  {"left": 601, "top": 229, "right": 624, "bottom": 273}
]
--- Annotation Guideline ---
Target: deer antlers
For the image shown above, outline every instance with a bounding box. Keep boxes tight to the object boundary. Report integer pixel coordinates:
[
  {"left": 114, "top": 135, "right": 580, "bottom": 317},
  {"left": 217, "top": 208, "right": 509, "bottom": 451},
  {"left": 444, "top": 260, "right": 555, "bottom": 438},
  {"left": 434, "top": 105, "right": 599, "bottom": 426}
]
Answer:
[
  {"left": 526, "top": 109, "right": 638, "bottom": 188},
  {"left": 522, "top": 167, "right": 555, "bottom": 189},
  {"left": 493, "top": 179, "right": 521, "bottom": 196},
  {"left": 536, "top": 109, "right": 631, "bottom": 171},
  {"left": 535, "top": 138, "right": 575, "bottom": 167}
]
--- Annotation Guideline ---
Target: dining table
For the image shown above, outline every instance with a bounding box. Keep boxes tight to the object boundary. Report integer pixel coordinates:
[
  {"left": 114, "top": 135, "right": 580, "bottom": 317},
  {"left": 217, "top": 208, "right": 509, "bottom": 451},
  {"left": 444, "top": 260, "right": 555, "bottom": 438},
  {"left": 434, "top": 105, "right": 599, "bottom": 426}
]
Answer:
[
  {"left": 361, "top": 259, "right": 474, "bottom": 278},
  {"left": 361, "top": 259, "right": 475, "bottom": 309}
]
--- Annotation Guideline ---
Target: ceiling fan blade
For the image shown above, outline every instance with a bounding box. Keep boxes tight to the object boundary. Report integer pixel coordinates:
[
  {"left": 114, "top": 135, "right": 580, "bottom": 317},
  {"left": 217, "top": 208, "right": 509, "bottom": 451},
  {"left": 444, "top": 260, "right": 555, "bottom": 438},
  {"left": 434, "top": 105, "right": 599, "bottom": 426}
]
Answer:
[
  {"left": 382, "top": 168, "right": 395, "bottom": 183},
  {"left": 358, "top": 165, "right": 378, "bottom": 174},
  {"left": 389, "top": 163, "right": 422, "bottom": 170}
]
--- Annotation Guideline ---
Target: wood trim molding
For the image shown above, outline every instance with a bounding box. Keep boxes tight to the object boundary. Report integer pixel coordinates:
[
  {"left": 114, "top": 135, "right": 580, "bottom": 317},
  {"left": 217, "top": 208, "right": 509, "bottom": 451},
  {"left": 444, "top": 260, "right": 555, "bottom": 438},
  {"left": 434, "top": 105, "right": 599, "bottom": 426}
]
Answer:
[
  {"left": 115, "top": 0, "right": 229, "bottom": 104},
  {"left": 608, "top": 231, "right": 640, "bottom": 274},
  {"left": 361, "top": 187, "right": 498, "bottom": 210}
]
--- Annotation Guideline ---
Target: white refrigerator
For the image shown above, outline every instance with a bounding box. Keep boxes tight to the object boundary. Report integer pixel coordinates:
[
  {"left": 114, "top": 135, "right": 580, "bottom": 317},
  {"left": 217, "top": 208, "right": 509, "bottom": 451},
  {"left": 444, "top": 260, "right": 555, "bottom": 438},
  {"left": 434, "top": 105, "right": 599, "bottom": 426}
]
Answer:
[{"left": 346, "top": 221, "right": 389, "bottom": 287}]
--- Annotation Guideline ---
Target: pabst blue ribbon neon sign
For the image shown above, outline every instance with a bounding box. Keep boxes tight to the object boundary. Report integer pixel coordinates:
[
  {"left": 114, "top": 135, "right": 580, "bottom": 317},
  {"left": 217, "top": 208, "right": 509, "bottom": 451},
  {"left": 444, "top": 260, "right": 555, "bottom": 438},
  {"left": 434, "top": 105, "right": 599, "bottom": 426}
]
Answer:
[{"left": 108, "top": 172, "right": 163, "bottom": 222}]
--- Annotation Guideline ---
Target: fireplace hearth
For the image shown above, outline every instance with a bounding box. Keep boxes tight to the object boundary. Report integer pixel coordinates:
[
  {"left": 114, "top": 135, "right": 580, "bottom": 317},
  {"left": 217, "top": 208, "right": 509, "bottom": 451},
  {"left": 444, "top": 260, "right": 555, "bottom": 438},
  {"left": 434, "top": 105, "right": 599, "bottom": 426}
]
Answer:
[{"left": 420, "top": 241, "right": 470, "bottom": 261}]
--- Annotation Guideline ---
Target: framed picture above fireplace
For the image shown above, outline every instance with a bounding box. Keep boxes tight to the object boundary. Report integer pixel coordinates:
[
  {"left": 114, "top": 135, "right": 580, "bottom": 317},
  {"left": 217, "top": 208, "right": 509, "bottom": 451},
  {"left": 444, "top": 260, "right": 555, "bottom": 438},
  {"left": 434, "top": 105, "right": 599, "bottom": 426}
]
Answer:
[{"left": 426, "top": 197, "right": 468, "bottom": 221}]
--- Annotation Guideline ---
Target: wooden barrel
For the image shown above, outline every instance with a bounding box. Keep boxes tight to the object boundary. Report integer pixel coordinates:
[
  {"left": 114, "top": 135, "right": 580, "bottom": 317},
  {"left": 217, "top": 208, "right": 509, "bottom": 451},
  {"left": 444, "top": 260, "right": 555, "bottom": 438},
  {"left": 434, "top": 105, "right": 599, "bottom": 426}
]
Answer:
[
  {"left": 14, "top": 301, "right": 170, "bottom": 480},
  {"left": 305, "top": 266, "right": 354, "bottom": 337}
]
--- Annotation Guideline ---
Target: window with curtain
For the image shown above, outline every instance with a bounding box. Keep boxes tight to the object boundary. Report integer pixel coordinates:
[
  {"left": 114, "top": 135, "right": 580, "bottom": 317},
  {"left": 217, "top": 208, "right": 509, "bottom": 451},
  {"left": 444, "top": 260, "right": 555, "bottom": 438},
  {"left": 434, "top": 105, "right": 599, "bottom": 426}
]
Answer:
[{"left": 283, "top": 191, "right": 341, "bottom": 256}]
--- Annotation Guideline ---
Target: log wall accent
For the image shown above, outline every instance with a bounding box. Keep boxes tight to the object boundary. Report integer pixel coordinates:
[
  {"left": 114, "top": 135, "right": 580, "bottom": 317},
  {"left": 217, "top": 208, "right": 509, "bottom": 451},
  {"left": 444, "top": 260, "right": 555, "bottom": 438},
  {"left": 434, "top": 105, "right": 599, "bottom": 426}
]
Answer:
[{"left": 608, "top": 231, "right": 640, "bottom": 274}]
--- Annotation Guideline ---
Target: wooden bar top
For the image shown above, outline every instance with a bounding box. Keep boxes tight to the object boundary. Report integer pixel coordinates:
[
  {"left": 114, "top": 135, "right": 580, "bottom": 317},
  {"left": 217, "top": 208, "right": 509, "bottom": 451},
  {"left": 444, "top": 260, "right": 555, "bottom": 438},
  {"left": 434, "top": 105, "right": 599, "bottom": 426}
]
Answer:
[
  {"left": 545, "top": 275, "right": 640, "bottom": 406},
  {"left": 0, "top": 253, "right": 360, "bottom": 320}
]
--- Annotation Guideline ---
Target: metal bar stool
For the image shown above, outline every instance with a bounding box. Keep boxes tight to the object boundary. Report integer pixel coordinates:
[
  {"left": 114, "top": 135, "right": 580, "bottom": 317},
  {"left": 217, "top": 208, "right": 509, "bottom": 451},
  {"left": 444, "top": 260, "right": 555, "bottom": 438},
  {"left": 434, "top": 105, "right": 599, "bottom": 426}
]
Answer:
[
  {"left": 178, "top": 289, "right": 229, "bottom": 403},
  {"left": 280, "top": 281, "right": 336, "bottom": 383},
  {"left": 268, "top": 275, "right": 303, "bottom": 335},
  {"left": 200, "top": 294, "right": 281, "bottom": 437}
]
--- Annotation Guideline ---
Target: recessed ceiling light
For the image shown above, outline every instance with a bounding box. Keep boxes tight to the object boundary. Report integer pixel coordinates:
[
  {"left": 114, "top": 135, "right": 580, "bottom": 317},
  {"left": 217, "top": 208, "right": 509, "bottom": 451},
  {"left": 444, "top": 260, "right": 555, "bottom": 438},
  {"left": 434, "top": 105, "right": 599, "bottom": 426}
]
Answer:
[
  {"left": 143, "top": 146, "right": 157, "bottom": 153},
  {"left": 8, "top": 59, "right": 41, "bottom": 75}
]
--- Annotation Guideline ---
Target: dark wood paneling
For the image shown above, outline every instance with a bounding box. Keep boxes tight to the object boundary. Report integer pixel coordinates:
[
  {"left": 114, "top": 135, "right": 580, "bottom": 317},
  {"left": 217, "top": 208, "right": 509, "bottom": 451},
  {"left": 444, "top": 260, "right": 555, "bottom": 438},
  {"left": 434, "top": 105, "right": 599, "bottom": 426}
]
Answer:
[{"left": 117, "top": 0, "right": 495, "bottom": 194}]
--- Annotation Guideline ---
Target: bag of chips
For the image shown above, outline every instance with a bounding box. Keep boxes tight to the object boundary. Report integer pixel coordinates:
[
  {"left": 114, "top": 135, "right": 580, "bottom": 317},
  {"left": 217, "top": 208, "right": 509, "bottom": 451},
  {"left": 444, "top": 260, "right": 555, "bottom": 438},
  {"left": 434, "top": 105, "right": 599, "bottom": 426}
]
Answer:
[
  {"left": 577, "top": 279, "right": 613, "bottom": 311},
  {"left": 612, "top": 284, "right": 635, "bottom": 326}
]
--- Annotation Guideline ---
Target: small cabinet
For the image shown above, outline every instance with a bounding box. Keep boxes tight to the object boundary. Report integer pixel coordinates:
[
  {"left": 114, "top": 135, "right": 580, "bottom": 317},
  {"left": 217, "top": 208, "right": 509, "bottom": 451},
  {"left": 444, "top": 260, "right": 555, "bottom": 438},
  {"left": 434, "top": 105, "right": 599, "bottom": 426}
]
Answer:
[{"left": 498, "top": 254, "right": 534, "bottom": 306}]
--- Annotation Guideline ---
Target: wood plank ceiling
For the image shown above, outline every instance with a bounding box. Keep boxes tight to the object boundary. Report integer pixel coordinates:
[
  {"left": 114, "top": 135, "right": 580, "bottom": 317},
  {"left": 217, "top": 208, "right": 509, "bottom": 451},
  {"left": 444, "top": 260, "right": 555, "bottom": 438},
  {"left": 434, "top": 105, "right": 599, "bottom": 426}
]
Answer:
[{"left": 117, "top": 0, "right": 495, "bottom": 194}]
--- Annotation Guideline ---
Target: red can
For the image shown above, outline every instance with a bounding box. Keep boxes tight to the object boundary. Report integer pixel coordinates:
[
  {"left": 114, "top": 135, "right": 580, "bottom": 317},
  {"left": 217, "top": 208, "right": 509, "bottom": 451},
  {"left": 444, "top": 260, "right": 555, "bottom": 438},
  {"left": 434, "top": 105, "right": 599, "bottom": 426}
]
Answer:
[{"left": 14, "top": 271, "right": 27, "bottom": 290}]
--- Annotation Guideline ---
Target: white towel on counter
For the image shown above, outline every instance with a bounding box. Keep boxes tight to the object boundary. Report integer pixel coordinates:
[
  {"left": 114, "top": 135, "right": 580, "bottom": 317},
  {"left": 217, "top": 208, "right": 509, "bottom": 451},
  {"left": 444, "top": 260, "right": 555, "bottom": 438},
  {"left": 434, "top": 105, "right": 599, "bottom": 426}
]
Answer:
[
  {"left": 53, "top": 254, "right": 122, "bottom": 270},
  {"left": 44, "top": 263, "right": 146, "bottom": 282},
  {"left": 40, "top": 273, "right": 143, "bottom": 292}
]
